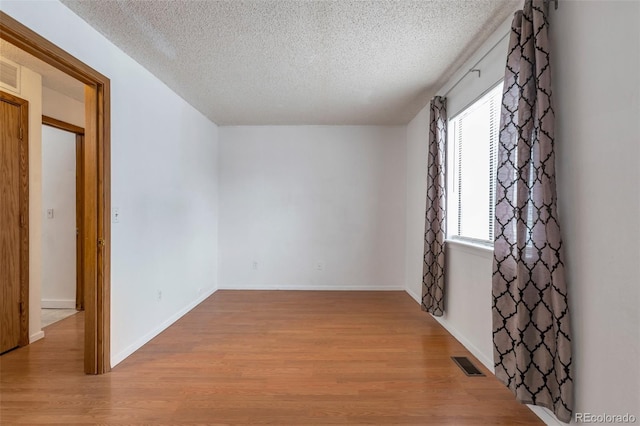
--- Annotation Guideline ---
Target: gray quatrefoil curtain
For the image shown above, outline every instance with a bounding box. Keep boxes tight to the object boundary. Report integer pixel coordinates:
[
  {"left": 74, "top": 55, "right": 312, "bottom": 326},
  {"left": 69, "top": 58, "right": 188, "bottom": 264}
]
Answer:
[
  {"left": 492, "top": 0, "right": 573, "bottom": 422},
  {"left": 422, "top": 96, "right": 447, "bottom": 316}
]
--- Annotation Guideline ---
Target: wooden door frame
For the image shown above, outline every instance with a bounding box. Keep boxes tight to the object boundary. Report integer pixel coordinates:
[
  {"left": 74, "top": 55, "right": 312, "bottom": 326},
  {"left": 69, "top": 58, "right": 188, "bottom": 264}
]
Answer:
[
  {"left": 1, "top": 11, "right": 111, "bottom": 374},
  {"left": 0, "top": 90, "right": 30, "bottom": 349},
  {"left": 41, "top": 116, "right": 85, "bottom": 311}
]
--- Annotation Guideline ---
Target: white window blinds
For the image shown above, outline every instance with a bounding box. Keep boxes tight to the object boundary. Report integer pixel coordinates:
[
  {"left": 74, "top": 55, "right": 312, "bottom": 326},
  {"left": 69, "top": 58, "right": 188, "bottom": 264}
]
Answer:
[{"left": 447, "top": 83, "right": 502, "bottom": 244}]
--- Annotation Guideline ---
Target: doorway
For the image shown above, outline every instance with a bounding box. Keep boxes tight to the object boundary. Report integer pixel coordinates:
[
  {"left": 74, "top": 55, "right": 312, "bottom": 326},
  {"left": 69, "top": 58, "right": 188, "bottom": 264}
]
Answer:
[
  {"left": 41, "top": 117, "right": 85, "bottom": 326},
  {"left": 1, "top": 12, "right": 111, "bottom": 374}
]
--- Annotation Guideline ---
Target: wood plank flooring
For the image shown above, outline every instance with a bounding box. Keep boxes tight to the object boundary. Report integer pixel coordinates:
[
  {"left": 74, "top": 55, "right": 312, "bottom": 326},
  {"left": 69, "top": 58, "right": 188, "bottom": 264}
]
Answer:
[{"left": 0, "top": 291, "right": 543, "bottom": 425}]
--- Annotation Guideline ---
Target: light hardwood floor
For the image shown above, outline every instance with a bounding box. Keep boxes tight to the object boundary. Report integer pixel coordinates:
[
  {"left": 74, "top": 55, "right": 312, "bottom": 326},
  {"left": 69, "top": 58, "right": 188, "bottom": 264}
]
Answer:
[{"left": 0, "top": 291, "right": 543, "bottom": 425}]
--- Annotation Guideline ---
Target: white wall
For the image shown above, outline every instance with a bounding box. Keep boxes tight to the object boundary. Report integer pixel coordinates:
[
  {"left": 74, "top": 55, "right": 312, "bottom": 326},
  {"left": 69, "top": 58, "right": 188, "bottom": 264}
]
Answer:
[
  {"left": 2, "top": 1, "right": 220, "bottom": 366},
  {"left": 404, "top": 18, "right": 512, "bottom": 373},
  {"left": 21, "top": 67, "right": 44, "bottom": 343},
  {"left": 405, "top": 2, "right": 640, "bottom": 425},
  {"left": 41, "top": 125, "right": 76, "bottom": 309},
  {"left": 219, "top": 126, "right": 406, "bottom": 290},
  {"left": 404, "top": 102, "right": 429, "bottom": 304},
  {"left": 42, "top": 86, "right": 84, "bottom": 128},
  {"left": 552, "top": 1, "right": 640, "bottom": 422}
]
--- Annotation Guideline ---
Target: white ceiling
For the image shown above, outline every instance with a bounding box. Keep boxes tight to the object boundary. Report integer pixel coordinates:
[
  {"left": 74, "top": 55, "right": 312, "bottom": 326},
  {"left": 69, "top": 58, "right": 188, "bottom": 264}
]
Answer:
[{"left": 61, "top": 0, "right": 519, "bottom": 125}]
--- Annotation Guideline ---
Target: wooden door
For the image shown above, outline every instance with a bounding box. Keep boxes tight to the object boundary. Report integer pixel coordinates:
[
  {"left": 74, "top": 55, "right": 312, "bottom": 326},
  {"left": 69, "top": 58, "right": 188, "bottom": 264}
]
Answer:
[{"left": 0, "top": 92, "right": 29, "bottom": 354}]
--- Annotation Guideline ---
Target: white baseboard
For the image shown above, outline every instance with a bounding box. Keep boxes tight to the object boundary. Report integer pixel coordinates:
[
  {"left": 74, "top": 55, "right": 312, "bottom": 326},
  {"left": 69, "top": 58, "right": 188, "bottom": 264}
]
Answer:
[
  {"left": 404, "top": 287, "right": 493, "bottom": 369},
  {"left": 405, "top": 286, "right": 421, "bottom": 304},
  {"left": 110, "top": 287, "right": 217, "bottom": 367},
  {"left": 405, "top": 287, "right": 494, "bottom": 371},
  {"left": 433, "top": 316, "right": 566, "bottom": 425},
  {"left": 217, "top": 283, "right": 405, "bottom": 291},
  {"left": 30, "top": 330, "right": 45, "bottom": 343},
  {"left": 431, "top": 315, "right": 495, "bottom": 372},
  {"left": 404, "top": 289, "right": 563, "bottom": 426},
  {"left": 527, "top": 405, "right": 566, "bottom": 425},
  {"left": 41, "top": 299, "right": 76, "bottom": 309}
]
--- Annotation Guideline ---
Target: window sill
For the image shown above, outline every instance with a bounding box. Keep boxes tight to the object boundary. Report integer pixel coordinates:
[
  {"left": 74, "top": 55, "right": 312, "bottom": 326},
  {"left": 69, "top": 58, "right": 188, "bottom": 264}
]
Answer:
[{"left": 445, "top": 238, "right": 494, "bottom": 258}]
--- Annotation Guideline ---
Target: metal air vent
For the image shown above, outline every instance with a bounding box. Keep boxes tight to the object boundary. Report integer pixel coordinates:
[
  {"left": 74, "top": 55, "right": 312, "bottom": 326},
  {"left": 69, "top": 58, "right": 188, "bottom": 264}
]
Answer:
[
  {"left": 0, "top": 58, "right": 21, "bottom": 93},
  {"left": 452, "top": 356, "right": 485, "bottom": 377}
]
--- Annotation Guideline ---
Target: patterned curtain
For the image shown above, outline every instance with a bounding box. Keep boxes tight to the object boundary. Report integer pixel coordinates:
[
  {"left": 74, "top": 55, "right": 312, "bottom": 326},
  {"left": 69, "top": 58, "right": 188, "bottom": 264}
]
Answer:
[
  {"left": 492, "top": 1, "right": 572, "bottom": 423},
  {"left": 422, "top": 96, "right": 447, "bottom": 317}
]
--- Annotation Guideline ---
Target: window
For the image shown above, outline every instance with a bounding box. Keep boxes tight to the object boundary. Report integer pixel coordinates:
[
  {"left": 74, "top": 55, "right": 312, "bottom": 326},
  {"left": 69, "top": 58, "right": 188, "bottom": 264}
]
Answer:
[{"left": 447, "top": 83, "right": 502, "bottom": 245}]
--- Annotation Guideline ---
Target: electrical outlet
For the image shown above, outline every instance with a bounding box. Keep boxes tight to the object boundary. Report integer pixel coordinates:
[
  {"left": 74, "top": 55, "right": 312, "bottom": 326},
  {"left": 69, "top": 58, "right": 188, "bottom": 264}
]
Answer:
[
  {"left": 46, "top": 208, "right": 54, "bottom": 219},
  {"left": 252, "top": 261, "right": 258, "bottom": 270}
]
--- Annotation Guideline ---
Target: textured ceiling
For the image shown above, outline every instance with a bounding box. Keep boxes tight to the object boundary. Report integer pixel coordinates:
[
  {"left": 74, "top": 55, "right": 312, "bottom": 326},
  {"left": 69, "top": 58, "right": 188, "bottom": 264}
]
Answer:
[
  {"left": 61, "top": 0, "right": 518, "bottom": 125},
  {"left": 0, "top": 39, "right": 85, "bottom": 102}
]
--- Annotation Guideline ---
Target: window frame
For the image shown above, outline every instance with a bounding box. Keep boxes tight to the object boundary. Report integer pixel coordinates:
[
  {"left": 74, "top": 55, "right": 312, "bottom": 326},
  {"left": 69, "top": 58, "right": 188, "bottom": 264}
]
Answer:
[{"left": 445, "top": 81, "right": 503, "bottom": 247}]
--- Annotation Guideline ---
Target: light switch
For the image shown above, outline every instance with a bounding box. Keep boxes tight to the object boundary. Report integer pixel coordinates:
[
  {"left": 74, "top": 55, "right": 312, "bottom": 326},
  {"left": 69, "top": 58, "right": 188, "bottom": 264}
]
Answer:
[
  {"left": 46, "top": 208, "right": 54, "bottom": 219},
  {"left": 112, "top": 208, "right": 120, "bottom": 223}
]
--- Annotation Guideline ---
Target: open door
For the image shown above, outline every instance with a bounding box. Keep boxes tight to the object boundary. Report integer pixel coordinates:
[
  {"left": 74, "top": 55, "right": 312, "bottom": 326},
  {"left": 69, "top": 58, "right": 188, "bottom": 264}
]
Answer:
[{"left": 0, "top": 90, "right": 29, "bottom": 354}]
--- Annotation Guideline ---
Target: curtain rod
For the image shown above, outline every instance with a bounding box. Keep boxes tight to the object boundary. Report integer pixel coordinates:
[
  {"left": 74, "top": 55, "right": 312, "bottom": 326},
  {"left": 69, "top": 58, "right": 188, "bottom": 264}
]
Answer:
[
  {"left": 440, "top": 31, "right": 509, "bottom": 98},
  {"left": 439, "top": 0, "right": 558, "bottom": 100}
]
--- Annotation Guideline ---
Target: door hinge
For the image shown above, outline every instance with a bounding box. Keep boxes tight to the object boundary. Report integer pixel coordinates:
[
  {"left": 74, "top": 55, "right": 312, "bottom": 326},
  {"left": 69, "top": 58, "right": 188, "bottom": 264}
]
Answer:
[{"left": 19, "top": 127, "right": 23, "bottom": 140}]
